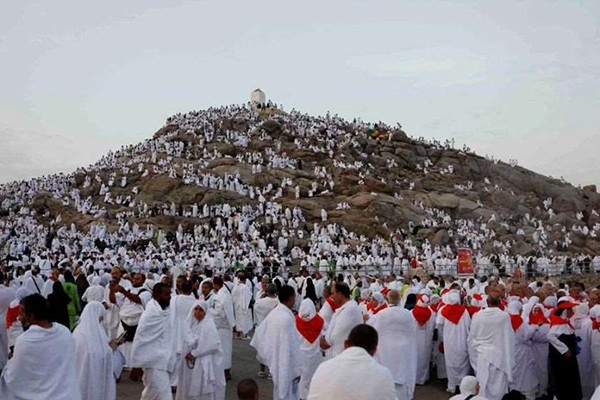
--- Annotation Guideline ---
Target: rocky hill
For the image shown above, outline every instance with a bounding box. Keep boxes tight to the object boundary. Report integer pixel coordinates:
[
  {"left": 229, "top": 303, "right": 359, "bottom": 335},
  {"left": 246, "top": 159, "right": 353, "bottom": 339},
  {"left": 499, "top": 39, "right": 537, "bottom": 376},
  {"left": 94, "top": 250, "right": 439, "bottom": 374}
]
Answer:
[{"left": 1, "top": 103, "right": 600, "bottom": 263}]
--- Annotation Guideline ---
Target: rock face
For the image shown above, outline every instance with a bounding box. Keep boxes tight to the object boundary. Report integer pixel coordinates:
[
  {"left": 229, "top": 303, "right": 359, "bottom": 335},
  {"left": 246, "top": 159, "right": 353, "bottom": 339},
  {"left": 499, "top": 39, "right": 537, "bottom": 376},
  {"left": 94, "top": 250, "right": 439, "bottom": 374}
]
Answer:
[{"left": 2, "top": 103, "right": 599, "bottom": 257}]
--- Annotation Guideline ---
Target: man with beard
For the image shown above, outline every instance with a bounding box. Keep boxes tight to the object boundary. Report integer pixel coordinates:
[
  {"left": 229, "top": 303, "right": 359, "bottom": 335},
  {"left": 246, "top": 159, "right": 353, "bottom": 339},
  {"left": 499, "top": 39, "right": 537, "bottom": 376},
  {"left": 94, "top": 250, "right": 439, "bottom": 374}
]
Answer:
[
  {"left": 116, "top": 272, "right": 152, "bottom": 371},
  {"left": 1, "top": 293, "right": 80, "bottom": 399},
  {"left": 130, "top": 283, "right": 177, "bottom": 400}
]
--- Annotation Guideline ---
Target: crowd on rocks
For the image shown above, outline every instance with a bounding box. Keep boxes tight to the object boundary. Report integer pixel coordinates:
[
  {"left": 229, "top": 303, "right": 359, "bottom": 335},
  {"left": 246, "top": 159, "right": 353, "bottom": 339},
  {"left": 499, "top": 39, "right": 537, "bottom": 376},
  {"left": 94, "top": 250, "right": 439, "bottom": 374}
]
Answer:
[{"left": 1, "top": 103, "right": 600, "bottom": 399}]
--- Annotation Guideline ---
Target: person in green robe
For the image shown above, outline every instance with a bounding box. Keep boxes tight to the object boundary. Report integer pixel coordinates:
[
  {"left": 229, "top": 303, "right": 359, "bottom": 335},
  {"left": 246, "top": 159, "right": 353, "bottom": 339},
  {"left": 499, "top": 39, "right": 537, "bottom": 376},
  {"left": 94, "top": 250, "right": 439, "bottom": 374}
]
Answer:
[{"left": 62, "top": 270, "right": 81, "bottom": 330}]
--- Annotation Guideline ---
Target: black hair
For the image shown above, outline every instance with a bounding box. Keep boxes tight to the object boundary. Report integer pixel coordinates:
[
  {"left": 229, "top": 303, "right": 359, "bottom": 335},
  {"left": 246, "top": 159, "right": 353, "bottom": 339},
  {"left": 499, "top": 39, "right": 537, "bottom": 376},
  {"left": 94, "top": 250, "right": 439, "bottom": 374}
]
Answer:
[
  {"left": 334, "top": 282, "right": 351, "bottom": 298},
  {"left": 152, "top": 282, "right": 169, "bottom": 297},
  {"left": 237, "top": 378, "right": 259, "bottom": 400},
  {"left": 347, "top": 324, "right": 378, "bottom": 354},
  {"left": 21, "top": 293, "right": 51, "bottom": 322},
  {"left": 278, "top": 285, "right": 295, "bottom": 304}
]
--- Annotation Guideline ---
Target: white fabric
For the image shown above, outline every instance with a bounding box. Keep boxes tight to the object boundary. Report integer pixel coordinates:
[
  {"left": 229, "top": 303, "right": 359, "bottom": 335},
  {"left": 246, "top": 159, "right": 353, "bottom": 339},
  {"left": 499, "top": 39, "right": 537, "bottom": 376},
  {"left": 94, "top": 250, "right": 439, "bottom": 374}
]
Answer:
[
  {"left": 371, "top": 306, "right": 418, "bottom": 398},
  {"left": 73, "top": 301, "right": 116, "bottom": 400},
  {"left": 297, "top": 299, "right": 324, "bottom": 400},
  {"left": 591, "top": 384, "right": 600, "bottom": 400},
  {"left": 468, "top": 307, "right": 514, "bottom": 399},
  {"left": 82, "top": 277, "right": 105, "bottom": 303},
  {"left": 414, "top": 307, "right": 435, "bottom": 384},
  {"left": 307, "top": 346, "right": 397, "bottom": 400},
  {"left": 130, "top": 299, "right": 176, "bottom": 372},
  {"left": 449, "top": 375, "right": 488, "bottom": 399},
  {"left": 318, "top": 300, "right": 334, "bottom": 329},
  {"left": 437, "top": 304, "right": 471, "bottom": 390},
  {"left": 141, "top": 368, "right": 171, "bottom": 400},
  {"left": 574, "top": 307, "right": 594, "bottom": 398},
  {"left": 1, "top": 323, "right": 81, "bottom": 400},
  {"left": 324, "top": 300, "right": 362, "bottom": 359},
  {"left": 211, "top": 287, "right": 235, "bottom": 369},
  {"left": 530, "top": 322, "right": 550, "bottom": 396},
  {"left": 251, "top": 304, "right": 303, "bottom": 400},
  {"left": 232, "top": 283, "right": 253, "bottom": 335},
  {"left": 175, "top": 300, "right": 225, "bottom": 400},
  {"left": 0, "top": 285, "right": 16, "bottom": 369},
  {"left": 170, "top": 294, "right": 198, "bottom": 385},
  {"left": 510, "top": 314, "right": 538, "bottom": 394},
  {"left": 253, "top": 296, "right": 279, "bottom": 327}
]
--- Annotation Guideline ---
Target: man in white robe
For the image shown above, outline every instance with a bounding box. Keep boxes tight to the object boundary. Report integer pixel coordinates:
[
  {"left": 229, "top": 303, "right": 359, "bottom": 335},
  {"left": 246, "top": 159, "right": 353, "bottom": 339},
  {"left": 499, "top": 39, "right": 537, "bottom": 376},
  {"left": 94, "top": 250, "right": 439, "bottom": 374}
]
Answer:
[
  {"left": 308, "top": 324, "right": 396, "bottom": 400},
  {"left": 116, "top": 273, "right": 152, "bottom": 367},
  {"left": 212, "top": 277, "right": 235, "bottom": 380},
  {"left": 319, "top": 282, "right": 362, "bottom": 359},
  {"left": 232, "top": 273, "right": 253, "bottom": 339},
  {"left": 1, "top": 293, "right": 81, "bottom": 400},
  {"left": 251, "top": 285, "right": 303, "bottom": 400},
  {"left": 370, "top": 289, "right": 417, "bottom": 400},
  {"left": 0, "top": 278, "right": 16, "bottom": 369},
  {"left": 507, "top": 301, "right": 537, "bottom": 400},
  {"left": 253, "top": 283, "right": 280, "bottom": 378},
  {"left": 130, "top": 283, "right": 177, "bottom": 400},
  {"left": 23, "top": 268, "right": 44, "bottom": 296},
  {"left": 170, "top": 280, "right": 197, "bottom": 387},
  {"left": 437, "top": 290, "right": 471, "bottom": 394},
  {"left": 253, "top": 284, "right": 279, "bottom": 327},
  {"left": 468, "top": 291, "right": 514, "bottom": 400}
]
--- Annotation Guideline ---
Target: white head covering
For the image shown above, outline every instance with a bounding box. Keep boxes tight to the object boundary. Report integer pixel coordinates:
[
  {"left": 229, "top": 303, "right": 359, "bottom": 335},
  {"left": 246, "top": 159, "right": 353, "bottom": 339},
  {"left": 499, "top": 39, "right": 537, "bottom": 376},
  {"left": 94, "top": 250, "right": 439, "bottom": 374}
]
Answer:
[
  {"left": 372, "top": 292, "right": 385, "bottom": 306},
  {"left": 543, "top": 296, "right": 557, "bottom": 308},
  {"left": 298, "top": 298, "right": 317, "bottom": 322},
  {"left": 590, "top": 305, "right": 600, "bottom": 320},
  {"left": 447, "top": 291, "right": 461, "bottom": 305},
  {"left": 73, "top": 301, "right": 110, "bottom": 356},
  {"left": 459, "top": 375, "right": 479, "bottom": 395},
  {"left": 573, "top": 302, "right": 589, "bottom": 316},
  {"left": 91, "top": 276, "right": 101, "bottom": 286},
  {"left": 10, "top": 287, "right": 31, "bottom": 307},
  {"left": 508, "top": 300, "right": 522, "bottom": 315}
]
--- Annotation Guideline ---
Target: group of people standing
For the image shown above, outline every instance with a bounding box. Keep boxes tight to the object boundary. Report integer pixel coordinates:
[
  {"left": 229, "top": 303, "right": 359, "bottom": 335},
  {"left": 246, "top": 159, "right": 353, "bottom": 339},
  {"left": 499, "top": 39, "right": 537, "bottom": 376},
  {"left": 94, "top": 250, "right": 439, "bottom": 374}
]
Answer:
[{"left": 2, "top": 262, "right": 600, "bottom": 400}]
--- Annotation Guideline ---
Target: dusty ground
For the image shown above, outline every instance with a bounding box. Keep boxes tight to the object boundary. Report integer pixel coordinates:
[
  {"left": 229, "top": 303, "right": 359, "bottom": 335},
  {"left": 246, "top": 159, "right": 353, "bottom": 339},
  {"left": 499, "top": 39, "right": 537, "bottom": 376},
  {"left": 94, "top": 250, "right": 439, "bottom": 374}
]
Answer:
[{"left": 116, "top": 338, "right": 452, "bottom": 400}]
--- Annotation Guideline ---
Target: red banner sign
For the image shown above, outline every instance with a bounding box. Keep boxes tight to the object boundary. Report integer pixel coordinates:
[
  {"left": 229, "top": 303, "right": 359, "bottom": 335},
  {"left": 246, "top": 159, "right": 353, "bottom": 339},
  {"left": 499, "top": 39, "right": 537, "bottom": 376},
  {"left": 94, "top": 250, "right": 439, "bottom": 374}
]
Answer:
[{"left": 457, "top": 248, "right": 473, "bottom": 276}]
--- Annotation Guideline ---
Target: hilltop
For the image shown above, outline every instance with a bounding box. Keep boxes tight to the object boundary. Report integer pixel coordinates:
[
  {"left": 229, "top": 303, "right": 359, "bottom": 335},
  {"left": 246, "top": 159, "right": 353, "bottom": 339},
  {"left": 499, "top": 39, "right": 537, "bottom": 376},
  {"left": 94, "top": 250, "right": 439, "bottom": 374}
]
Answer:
[{"left": 1, "top": 103, "right": 600, "bottom": 272}]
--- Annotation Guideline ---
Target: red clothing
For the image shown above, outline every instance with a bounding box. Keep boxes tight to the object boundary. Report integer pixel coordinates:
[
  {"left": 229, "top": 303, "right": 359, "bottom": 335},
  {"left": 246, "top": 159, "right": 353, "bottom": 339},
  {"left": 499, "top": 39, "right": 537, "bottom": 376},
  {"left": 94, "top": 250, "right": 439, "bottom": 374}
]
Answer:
[
  {"left": 412, "top": 305, "right": 432, "bottom": 326},
  {"left": 466, "top": 306, "right": 481, "bottom": 317},
  {"left": 5, "top": 305, "right": 19, "bottom": 329},
  {"left": 510, "top": 314, "right": 523, "bottom": 331},
  {"left": 440, "top": 304, "right": 466, "bottom": 325},
  {"left": 295, "top": 314, "right": 324, "bottom": 344}
]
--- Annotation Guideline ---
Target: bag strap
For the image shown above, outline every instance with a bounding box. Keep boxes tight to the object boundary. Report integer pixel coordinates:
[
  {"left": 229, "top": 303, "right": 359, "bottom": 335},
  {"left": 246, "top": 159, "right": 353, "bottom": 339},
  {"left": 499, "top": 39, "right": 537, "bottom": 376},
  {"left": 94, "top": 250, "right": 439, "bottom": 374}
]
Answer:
[{"left": 32, "top": 277, "right": 41, "bottom": 294}]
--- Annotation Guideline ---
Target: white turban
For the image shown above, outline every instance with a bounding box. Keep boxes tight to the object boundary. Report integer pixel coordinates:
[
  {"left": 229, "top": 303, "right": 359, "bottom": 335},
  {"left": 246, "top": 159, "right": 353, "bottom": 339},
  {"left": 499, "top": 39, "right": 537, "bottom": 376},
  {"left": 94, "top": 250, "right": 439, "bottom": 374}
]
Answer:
[
  {"left": 459, "top": 376, "right": 479, "bottom": 395},
  {"left": 447, "top": 291, "right": 461, "bottom": 305},
  {"left": 299, "top": 299, "right": 317, "bottom": 322}
]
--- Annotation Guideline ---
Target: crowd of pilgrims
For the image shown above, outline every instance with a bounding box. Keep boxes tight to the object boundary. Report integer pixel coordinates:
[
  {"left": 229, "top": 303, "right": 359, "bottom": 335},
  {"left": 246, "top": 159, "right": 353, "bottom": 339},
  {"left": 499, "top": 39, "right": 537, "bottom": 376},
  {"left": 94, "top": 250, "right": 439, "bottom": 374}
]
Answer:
[
  {"left": 1, "top": 259, "right": 600, "bottom": 400},
  {"left": 0, "top": 103, "right": 599, "bottom": 399},
  {"left": 1, "top": 103, "right": 599, "bottom": 279}
]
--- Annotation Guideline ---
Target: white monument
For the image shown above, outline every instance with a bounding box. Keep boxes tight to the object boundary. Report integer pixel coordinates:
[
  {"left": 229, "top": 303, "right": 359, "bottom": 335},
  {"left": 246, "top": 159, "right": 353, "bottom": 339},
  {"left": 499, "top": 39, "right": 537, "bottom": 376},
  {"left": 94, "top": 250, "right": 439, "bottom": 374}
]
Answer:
[{"left": 250, "top": 88, "right": 266, "bottom": 105}]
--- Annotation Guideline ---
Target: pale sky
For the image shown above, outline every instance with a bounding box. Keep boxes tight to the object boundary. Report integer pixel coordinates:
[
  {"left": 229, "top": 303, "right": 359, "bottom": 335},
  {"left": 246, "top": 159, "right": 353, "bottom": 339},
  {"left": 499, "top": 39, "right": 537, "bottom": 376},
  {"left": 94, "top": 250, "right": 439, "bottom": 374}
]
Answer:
[{"left": 1, "top": 1, "right": 599, "bottom": 186}]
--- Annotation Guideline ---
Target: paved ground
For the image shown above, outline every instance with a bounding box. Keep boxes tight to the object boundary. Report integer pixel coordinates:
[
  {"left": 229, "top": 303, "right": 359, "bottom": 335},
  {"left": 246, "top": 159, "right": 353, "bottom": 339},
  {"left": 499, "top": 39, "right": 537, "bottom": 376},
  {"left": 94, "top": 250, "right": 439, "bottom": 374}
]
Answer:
[{"left": 117, "top": 338, "right": 452, "bottom": 400}]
